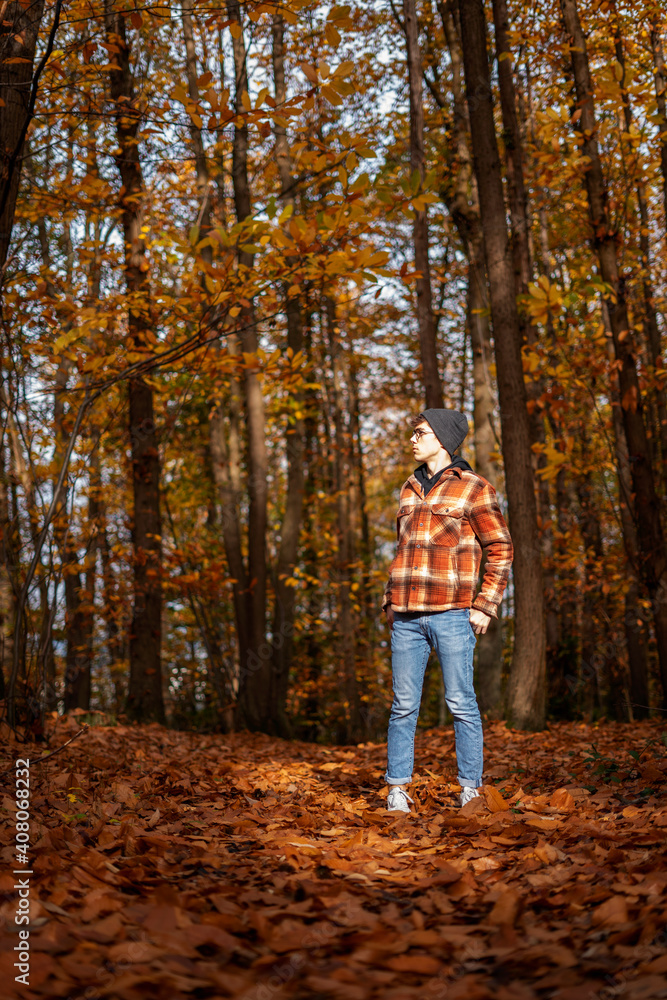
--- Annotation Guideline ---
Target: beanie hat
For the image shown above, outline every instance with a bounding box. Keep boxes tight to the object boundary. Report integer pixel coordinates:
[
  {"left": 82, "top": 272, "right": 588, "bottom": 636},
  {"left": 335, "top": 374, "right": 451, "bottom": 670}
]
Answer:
[{"left": 420, "top": 408, "right": 469, "bottom": 456}]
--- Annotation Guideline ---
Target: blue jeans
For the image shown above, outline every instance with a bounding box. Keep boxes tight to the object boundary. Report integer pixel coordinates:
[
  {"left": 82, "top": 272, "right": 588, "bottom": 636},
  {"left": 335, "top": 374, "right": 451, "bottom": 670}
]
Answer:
[{"left": 385, "top": 609, "right": 483, "bottom": 788}]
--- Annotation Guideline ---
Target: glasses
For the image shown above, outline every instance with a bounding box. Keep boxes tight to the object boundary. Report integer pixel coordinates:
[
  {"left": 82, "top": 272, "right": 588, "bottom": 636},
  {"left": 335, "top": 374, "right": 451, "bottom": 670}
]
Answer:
[{"left": 410, "top": 428, "right": 434, "bottom": 442}]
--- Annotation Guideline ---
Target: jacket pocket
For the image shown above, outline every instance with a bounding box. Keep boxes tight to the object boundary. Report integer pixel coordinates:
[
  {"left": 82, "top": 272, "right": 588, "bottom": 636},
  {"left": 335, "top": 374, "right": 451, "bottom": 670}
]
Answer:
[
  {"left": 429, "top": 504, "right": 465, "bottom": 547},
  {"left": 396, "top": 507, "right": 414, "bottom": 546}
]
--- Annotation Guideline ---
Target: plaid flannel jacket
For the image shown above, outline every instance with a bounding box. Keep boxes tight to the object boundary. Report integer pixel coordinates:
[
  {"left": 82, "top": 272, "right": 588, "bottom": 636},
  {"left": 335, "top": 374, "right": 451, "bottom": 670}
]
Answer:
[{"left": 382, "top": 466, "right": 513, "bottom": 618}]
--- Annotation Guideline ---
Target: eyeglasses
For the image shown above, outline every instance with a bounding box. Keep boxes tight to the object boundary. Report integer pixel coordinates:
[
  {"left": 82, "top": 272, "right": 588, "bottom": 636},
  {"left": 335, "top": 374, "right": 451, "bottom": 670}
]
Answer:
[{"left": 410, "top": 428, "right": 434, "bottom": 442}]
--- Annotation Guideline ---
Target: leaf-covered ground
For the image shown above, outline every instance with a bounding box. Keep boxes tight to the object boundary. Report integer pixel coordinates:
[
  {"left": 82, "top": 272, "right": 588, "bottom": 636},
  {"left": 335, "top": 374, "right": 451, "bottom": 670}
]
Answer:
[{"left": 1, "top": 716, "right": 667, "bottom": 999}]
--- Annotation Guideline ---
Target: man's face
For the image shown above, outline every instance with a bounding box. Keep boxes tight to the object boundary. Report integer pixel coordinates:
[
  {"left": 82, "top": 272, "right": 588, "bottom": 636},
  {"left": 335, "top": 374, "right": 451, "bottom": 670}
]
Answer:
[{"left": 410, "top": 422, "right": 447, "bottom": 465}]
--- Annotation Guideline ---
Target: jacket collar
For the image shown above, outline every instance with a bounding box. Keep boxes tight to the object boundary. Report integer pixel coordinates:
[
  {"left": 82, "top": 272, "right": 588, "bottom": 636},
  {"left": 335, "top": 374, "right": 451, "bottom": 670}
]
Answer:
[{"left": 407, "top": 465, "right": 463, "bottom": 499}]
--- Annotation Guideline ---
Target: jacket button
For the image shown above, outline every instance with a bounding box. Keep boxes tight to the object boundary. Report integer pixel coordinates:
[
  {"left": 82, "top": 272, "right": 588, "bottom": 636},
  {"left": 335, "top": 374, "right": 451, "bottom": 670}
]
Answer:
[
  {"left": 419, "top": 522, "right": 423, "bottom": 526},
  {"left": 411, "top": 586, "right": 416, "bottom": 590}
]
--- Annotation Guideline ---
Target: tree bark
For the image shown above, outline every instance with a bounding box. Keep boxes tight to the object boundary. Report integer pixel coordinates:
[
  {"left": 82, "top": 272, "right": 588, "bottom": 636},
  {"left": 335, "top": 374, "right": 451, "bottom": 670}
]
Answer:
[
  {"left": 269, "top": 12, "right": 306, "bottom": 736},
  {"left": 458, "top": 0, "right": 547, "bottom": 730},
  {"left": 106, "top": 6, "right": 164, "bottom": 723},
  {"left": 650, "top": 23, "right": 667, "bottom": 230},
  {"left": 490, "top": 0, "right": 532, "bottom": 319},
  {"left": 601, "top": 302, "right": 650, "bottom": 718},
  {"left": 225, "top": 0, "right": 270, "bottom": 731},
  {"left": 436, "top": 0, "right": 504, "bottom": 717},
  {"left": 402, "top": 0, "right": 443, "bottom": 408},
  {"left": 613, "top": 13, "right": 667, "bottom": 495},
  {"left": 0, "top": 0, "right": 46, "bottom": 271},
  {"left": 561, "top": 0, "right": 667, "bottom": 709},
  {"left": 325, "top": 299, "right": 362, "bottom": 743}
]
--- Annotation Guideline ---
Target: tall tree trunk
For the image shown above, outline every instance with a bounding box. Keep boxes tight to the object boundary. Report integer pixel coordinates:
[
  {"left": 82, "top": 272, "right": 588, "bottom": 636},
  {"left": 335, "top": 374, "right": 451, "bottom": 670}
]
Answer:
[
  {"left": 468, "top": 241, "right": 504, "bottom": 717},
  {"left": 226, "top": 0, "right": 270, "bottom": 731},
  {"left": 181, "top": 2, "right": 213, "bottom": 241},
  {"left": 96, "top": 470, "right": 127, "bottom": 716},
  {"left": 54, "top": 383, "right": 91, "bottom": 712},
  {"left": 650, "top": 23, "right": 667, "bottom": 229},
  {"left": 39, "top": 210, "right": 91, "bottom": 712},
  {"left": 2, "top": 380, "right": 56, "bottom": 710},
  {"left": 181, "top": 4, "right": 240, "bottom": 728},
  {"left": 490, "top": 0, "right": 532, "bottom": 322},
  {"left": 298, "top": 320, "right": 325, "bottom": 739},
  {"left": 402, "top": 0, "right": 443, "bottom": 408},
  {"left": 0, "top": 425, "right": 18, "bottom": 699},
  {"left": 106, "top": 6, "right": 164, "bottom": 723},
  {"left": 561, "top": 0, "right": 667, "bottom": 710},
  {"left": 601, "top": 302, "right": 651, "bottom": 718},
  {"left": 613, "top": 13, "right": 667, "bottom": 495},
  {"left": 458, "top": 0, "right": 546, "bottom": 730},
  {"left": 491, "top": 0, "right": 549, "bottom": 520},
  {"left": 325, "top": 299, "right": 362, "bottom": 743},
  {"left": 437, "top": 0, "right": 504, "bottom": 717},
  {"left": 269, "top": 12, "right": 306, "bottom": 736},
  {"left": 0, "top": 0, "right": 46, "bottom": 271}
]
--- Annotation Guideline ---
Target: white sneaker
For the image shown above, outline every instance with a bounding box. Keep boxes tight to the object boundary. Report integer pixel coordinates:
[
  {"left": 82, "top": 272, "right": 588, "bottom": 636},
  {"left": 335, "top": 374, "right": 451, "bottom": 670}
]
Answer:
[
  {"left": 387, "top": 786, "right": 414, "bottom": 813},
  {"left": 460, "top": 786, "right": 481, "bottom": 807}
]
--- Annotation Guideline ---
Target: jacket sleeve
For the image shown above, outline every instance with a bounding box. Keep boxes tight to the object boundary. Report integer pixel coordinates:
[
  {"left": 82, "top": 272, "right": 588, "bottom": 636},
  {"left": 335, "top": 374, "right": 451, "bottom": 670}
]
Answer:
[{"left": 468, "top": 483, "right": 513, "bottom": 618}]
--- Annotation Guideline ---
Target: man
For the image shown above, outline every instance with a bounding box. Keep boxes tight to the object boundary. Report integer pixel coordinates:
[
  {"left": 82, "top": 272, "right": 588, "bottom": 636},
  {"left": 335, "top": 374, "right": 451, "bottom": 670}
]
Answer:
[{"left": 382, "top": 409, "right": 513, "bottom": 812}]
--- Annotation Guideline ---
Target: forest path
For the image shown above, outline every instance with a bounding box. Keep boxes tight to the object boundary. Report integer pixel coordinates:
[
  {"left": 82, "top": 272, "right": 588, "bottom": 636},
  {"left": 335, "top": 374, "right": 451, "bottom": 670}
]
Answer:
[{"left": 1, "top": 717, "right": 666, "bottom": 999}]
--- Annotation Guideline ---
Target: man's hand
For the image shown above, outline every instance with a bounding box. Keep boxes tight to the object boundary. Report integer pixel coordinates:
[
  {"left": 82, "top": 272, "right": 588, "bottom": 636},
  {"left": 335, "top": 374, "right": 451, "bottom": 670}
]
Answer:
[
  {"left": 385, "top": 606, "right": 395, "bottom": 630},
  {"left": 470, "top": 608, "right": 492, "bottom": 634}
]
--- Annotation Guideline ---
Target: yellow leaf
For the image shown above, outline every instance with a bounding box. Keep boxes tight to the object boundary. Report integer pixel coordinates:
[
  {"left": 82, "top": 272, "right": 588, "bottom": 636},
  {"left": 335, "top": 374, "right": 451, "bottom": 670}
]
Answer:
[{"left": 241, "top": 90, "right": 251, "bottom": 112}]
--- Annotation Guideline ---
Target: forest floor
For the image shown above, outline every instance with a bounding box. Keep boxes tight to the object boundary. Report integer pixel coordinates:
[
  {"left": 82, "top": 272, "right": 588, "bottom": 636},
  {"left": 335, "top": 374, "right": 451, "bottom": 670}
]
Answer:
[{"left": 1, "top": 715, "right": 667, "bottom": 1000}]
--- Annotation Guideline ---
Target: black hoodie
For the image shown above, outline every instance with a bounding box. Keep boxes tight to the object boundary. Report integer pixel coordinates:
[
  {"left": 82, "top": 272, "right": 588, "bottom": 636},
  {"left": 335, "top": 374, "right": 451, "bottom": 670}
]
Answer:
[{"left": 414, "top": 455, "right": 473, "bottom": 497}]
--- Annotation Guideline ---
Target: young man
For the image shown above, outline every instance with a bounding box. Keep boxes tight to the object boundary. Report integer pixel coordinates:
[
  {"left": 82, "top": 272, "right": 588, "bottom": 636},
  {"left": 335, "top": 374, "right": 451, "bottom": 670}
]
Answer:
[{"left": 382, "top": 408, "right": 513, "bottom": 812}]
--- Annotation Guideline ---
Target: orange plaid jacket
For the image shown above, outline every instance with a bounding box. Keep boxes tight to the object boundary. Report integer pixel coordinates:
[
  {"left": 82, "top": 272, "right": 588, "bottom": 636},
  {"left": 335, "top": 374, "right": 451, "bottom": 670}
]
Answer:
[{"left": 382, "top": 466, "right": 513, "bottom": 618}]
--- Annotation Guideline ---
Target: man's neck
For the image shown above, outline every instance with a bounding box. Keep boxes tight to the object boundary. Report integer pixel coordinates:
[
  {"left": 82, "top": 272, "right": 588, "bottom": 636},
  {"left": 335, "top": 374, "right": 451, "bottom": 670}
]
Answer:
[{"left": 425, "top": 452, "right": 452, "bottom": 478}]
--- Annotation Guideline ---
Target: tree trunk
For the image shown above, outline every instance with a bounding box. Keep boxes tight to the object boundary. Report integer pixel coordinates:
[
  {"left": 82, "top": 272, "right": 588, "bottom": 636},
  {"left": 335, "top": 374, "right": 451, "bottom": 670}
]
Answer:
[
  {"left": 601, "top": 302, "right": 650, "bottom": 717},
  {"left": 468, "top": 242, "right": 504, "bottom": 717},
  {"left": 491, "top": 0, "right": 549, "bottom": 518},
  {"left": 458, "top": 0, "right": 546, "bottom": 730},
  {"left": 561, "top": 0, "right": 667, "bottom": 709},
  {"left": 106, "top": 7, "right": 164, "bottom": 723},
  {"left": 0, "top": 425, "right": 18, "bottom": 699},
  {"left": 325, "top": 299, "right": 363, "bottom": 743},
  {"left": 437, "top": 0, "right": 504, "bottom": 717},
  {"left": 269, "top": 12, "right": 306, "bottom": 737},
  {"left": 402, "top": 0, "right": 443, "bottom": 408},
  {"left": 2, "top": 379, "right": 56, "bottom": 711},
  {"left": 613, "top": 13, "right": 667, "bottom": 495},
  {"left": 650, "top": 23, "right": 667, "bottom": 229},
  {"left": 181, "top": 2, "right": 213, "bottom": 241},
  {"left": 226, "top": 0, "right": 270, "bottom": 731},
  {"left": 44, "top": 229, "right": 90, "bottom": 711},
  {"left": 490, "top": 0, "right": 532, "bottom": 319},
  {"left": 0, "top": 0, "right": 46, "bottom": 271}
]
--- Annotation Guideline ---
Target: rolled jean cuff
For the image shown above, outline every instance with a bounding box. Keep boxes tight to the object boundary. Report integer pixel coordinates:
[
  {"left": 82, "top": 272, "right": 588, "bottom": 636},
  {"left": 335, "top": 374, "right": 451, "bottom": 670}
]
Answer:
[
  {"left": 385, "top": 772, "right": 412, "bottom": 785},
  {"left": 459, "top": 776, "right": 482, "bottom": 789}
]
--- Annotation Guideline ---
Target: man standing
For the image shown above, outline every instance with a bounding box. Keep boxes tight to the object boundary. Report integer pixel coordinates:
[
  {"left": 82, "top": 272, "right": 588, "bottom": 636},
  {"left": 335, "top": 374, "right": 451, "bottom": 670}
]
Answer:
[{"left": 382, "top": 409, "right": 513, "bottom": 812}]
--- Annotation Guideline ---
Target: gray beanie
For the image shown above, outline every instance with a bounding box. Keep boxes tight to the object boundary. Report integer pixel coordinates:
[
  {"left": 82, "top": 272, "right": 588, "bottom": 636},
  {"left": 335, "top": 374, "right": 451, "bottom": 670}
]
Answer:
[{"left": 421, "top": 408, "right": 469, "bottom": 455}]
